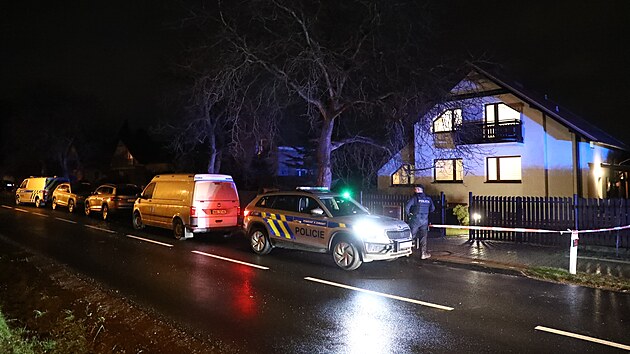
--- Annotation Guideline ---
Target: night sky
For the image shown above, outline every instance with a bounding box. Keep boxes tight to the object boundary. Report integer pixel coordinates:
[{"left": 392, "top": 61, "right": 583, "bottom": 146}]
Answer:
[{"left": 2, "top": 1, "right": 629, "bottom": 143}]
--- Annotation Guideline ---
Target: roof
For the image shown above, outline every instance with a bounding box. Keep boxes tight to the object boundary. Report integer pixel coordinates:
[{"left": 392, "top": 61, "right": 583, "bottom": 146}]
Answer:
[{"left": 469, "top": 63, "right": 629, "bottom": 152}]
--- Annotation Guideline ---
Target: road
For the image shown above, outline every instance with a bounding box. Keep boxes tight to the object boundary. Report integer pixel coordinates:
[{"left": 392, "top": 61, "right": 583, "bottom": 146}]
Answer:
[{"left": 0, "top": 201, "right": 629, "bottom": 353}]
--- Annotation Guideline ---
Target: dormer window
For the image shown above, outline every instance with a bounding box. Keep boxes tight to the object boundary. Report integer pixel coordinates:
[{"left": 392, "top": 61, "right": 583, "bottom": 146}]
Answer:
[{"left": 433, "top": 109, "right": 462, "bottom": 133}]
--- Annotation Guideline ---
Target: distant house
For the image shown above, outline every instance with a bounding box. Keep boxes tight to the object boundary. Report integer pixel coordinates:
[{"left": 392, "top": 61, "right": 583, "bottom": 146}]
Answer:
[
  {"left": 378, "top": 64, "right": 629, "bottom": 203},
  {"left": 277, "top": 146, "right": 311, "bottom": 177},
  {"left": 110, "top": 128, "right": 174, "bottom": 186}
]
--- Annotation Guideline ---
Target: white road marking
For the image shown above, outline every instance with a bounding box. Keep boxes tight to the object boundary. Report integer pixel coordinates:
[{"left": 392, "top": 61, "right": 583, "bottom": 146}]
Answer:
[
  {"left": 84, "top": 225, "right": 117, "bottom": 234},
  {"left": 1, "top": 205, "right": 13, "bottom": 210},
  {"left": 304, "top": 277, "right": 454, "bottom": 311},
  {"left": 126, "top": 234, "right": 173, "bottom": 248},
  {"left": 55, "top": 217, "right": 77, "bottom": 224},
  {"left": 14, "top": 208, "right": 28, "bottom": 213},
  {"left": 191, "top": 250, "right": 269, "bottom": 270},
  {"left": 535, "top": 325, "right": 630, "bottom": 351},
  {"left": 31, "top": 212, "right": 48, "bottom": 217}
]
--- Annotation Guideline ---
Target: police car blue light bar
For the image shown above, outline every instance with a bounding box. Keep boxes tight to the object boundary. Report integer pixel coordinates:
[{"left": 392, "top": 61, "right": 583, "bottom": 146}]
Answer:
[{"left": 296, "top": 186, "right": 329, "bottom": 192}]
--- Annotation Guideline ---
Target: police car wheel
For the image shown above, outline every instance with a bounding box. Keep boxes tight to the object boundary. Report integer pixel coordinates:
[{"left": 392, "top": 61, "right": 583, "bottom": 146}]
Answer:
[
  {"left": 250, "top": 228, "right": 272, "bottom": 255},
  {"left": 85, "top": 202, "right": 91, "bottom": 216},
  {"left": 52, "top": 198, "right": 57, "bottom": 210},
  {"left": 332, "top": 238, "right": 362, "bottom": 271},
  {"left": 132, "top": 211, "right": 144, "bottom": 230},
  {"left": 15, "top": 195, "right": 20, "bottom": 205},
  {"left": 35, "top": 197, "right": 41, "bottom": 208},
  {"left": 68, "top": 199, "right": 75, "bottom": 213}
]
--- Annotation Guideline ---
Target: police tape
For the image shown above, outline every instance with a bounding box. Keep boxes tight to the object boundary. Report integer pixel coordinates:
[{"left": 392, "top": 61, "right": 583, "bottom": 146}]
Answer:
[{"left": 429, "top": 224, "right": 630, "bottom": 235}]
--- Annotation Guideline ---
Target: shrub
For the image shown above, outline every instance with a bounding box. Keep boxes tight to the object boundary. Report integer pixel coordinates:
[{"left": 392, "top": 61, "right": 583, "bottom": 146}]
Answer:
[{"left": 452, "top": 204, "right": 469, "bottom": 225}]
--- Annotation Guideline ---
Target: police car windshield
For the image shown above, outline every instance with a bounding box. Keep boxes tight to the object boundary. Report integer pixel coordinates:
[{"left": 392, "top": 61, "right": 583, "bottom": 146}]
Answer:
[{"left": 319, "top": 196, "right": 368, "bottom": 217}]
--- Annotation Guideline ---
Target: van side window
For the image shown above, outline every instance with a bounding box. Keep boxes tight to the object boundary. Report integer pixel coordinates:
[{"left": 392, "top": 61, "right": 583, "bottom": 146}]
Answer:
[
  {"left": 271, "top": 195, "right": 299, "bottom": 213},
  {"left": 142, "top": 183, "right": 156, "bottom": 199}
]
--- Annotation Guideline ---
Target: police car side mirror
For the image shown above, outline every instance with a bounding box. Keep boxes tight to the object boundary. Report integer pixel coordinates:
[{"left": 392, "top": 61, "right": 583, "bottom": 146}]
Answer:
[{"left": 311, "top": 208, "right": 324, "bottom": 216}]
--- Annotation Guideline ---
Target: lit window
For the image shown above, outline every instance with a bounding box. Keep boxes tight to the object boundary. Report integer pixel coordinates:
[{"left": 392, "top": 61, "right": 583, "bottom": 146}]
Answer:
[
  {"left": 487, "top": 156, "right": 521, "bottom": 182},
  {"left": 433, "top": 109, "right": 462, "bottom": 132},
  {"left": 485, "top": 103, "right": 520, "bottom": 124},
  {"left": 392, "top": 164, "right": 414, "bottom": 185},
  {"left": 434, "top": 159, "right": 463, "bottom": 182}
]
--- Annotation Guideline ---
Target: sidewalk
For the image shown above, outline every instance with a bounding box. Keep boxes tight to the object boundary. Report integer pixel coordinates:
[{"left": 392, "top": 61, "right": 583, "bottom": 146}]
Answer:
[{"left": 424, "top": 233, "right": 630, "bottom": 279}]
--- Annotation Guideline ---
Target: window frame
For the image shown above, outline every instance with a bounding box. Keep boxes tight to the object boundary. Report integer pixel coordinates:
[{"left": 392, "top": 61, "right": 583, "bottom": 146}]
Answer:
[
  {"left": 432, "top": 108, "right": 463, "bottom": 133},
  {"left": 486, "top": 155, "right": 522, "bottom": 183},
  {"left": 433, "top": 158, "right": 464, "bottom": 183},
  {"left": 391, "top": 163, "right": 414, "bottom": 186},
  {"left": 484, "top": 103, "right": 521, "bottom": 124}
]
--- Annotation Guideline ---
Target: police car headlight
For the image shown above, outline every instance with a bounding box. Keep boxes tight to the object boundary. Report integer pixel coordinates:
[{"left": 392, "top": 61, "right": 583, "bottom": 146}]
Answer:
[{"left": 353, "top": 220, "right": 388, "bottom": 242}]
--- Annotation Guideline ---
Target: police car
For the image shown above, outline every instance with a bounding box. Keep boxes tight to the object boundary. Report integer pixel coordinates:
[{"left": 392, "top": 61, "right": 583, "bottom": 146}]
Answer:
[{"left": 243, "top": 187, "right": 413, "bottom": 270}]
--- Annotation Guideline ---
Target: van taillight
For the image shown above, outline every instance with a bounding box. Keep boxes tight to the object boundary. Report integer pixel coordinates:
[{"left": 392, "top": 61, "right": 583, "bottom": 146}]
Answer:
[{"left": 190, "top": 206, "right": 197, "bottom": 217}]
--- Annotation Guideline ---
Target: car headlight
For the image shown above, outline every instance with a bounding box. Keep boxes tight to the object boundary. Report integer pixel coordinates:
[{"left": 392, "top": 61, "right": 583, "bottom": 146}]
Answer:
[{"left": 352, "top": 219, "right": 388, "bottom": 243}]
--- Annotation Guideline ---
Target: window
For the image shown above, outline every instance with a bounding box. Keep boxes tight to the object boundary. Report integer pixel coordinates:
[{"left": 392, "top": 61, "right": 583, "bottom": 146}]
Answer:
[
  {"left": 298, "top": 197, "right": 320, "bottom": 214},
  {"left": 271, "top": 195, "right": 300, "bottom": 212},
  {"left": 142, "top": 183, "right": 156, "bottom": 199},
  {"left": 485, "top": 103, "right": 520, "bottom": 124},
  {"left": 487, "top": 156, "right": 521, "bottom": 182},
  {"left": 392, "top": 164, "right": 414, "bottom": 185},
  {"left": 433, "top": 109, "right": 462, "bottom": 132},
  {"left": 434, "top": 159, "right": 463, "bottom": 182}
]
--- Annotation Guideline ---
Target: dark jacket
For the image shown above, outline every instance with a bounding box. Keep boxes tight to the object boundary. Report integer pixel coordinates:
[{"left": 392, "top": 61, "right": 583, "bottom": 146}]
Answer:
[{"left": 405, "top": 193, "right": 435, "bottom": 230}]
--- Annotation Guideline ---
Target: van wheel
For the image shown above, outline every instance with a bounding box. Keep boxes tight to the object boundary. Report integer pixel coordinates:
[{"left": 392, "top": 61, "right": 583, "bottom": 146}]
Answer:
[
  {"left": 52, "top": 197, "right": 58, "bottom": 210},
  {"left": 102, "top": 204, "right": 109, "bottom": 220},
  {"left": 250, "top": 228, "right": 272, "bottom": 255},
  {"left": 68, "top": 199, "right": 75, "bottom": 213},
  {"left": 132, "top": 211, "right": 144, "bottom": 230},
  {"left": 332, "top": 237, "right": 362, "bottom": 271},
  {"left": 84, "top": 202, "right": 91, "bottom": 216},
  {"left": 173, "top": 218, "right": 188, "bottom": 240},
  {"left": 15, "top": 195, "right": 20, "bottom": 205},
  {"left": 35, "top": 197, "right": 41, "bottom": 208}
]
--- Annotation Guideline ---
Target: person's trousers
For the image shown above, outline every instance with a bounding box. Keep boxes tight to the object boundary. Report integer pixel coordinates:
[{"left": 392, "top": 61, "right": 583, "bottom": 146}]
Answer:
[{"left": 414, "top": 225, "right": 428, "bottom": 254}]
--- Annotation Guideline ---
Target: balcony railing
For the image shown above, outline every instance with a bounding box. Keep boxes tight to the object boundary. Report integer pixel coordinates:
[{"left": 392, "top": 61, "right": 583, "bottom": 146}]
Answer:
[{"left": 434, "top": 120, "right": 523, "bottom": 146}]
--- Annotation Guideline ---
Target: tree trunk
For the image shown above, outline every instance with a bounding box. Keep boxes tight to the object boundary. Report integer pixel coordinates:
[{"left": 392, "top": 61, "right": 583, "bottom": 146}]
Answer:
[
  {"left": 316, "top": 118, "right": 334, "bottom": 188},
  {"left": 207, "top": 132, "right": 217, "bottom": 174}
]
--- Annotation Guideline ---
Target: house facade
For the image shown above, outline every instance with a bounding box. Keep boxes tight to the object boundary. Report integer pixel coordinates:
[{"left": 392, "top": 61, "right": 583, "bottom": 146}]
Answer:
[{"left": 378, "top": 66, "right": 629, "bottom": 204}]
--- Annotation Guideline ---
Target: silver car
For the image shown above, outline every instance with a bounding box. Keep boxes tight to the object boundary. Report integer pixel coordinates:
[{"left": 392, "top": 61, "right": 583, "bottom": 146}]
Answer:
[
  {"left": 51, "top": 182, "right": 92, "bottom": 213},
  {"left": 243, "top": 187, "right": 413, "bottom": 270},
  {"left": 84, "top": 184, "right": 142, "bottom": 220}
]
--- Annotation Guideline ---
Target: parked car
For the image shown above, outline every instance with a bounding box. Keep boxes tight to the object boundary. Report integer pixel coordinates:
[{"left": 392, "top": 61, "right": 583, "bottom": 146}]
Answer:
[
  {"left": 51, "top": 182, "right": 93, "bottom": 213},
  {"left": 132, "top": 174, "right": 240, "bottom": 240},
  {"left": 84, "top": 183, "right": 142, "bottom": 220},
  {"left": 15, "top": 177, "right": 69, "bottom": 208},
  {"left": 1, "top": 179, "right": 16, "bottom": 192},
  {"left": 243, "top": 187, "right": 413, "bottom": 270}
]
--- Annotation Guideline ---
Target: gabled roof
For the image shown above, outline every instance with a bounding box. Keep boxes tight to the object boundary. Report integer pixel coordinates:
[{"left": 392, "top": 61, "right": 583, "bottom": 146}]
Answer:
[{"left": 469, "top": 63, "right": 628, "bottom": 152}]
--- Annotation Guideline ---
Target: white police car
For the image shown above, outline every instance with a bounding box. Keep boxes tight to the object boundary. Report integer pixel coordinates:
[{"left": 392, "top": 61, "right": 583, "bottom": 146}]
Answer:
[{"left": 243, "top": 187, "right": 413, "bottom": 270}]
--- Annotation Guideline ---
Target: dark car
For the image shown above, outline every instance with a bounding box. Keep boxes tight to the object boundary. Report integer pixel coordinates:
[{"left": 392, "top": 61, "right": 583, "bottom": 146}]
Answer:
[
  {"left": 51, "top": 182, "right": 93, "bottom": 213},
  {"left": 84, "top": 183, "right": 142, "bottom": 220}
]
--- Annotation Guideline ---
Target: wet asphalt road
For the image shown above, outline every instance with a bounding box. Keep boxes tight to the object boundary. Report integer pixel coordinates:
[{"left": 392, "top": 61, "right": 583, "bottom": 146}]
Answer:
[{"left": 0, "top": 202, "right": 629, "bottom": 353}]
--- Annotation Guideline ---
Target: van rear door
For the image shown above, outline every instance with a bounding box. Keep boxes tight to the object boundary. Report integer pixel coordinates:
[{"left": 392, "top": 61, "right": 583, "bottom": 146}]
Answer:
[{"left": 192, "top": 181, "right": 239, "bottom": 229}]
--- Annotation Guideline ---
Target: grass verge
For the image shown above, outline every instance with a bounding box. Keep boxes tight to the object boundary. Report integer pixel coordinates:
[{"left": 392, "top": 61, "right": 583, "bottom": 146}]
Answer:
[
  {"left": 524, "top": 266, "right": 630, "bottom": 292},
  {"left": 0, "top": 309, "right": 55, "bottom": 354}
]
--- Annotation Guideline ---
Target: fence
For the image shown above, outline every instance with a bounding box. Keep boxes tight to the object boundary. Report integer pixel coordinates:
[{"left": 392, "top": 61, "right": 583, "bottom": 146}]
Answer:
[
  {"left": 360, "top": 191, "right": 447, "bottom": 233},
  {"left": 469, "top": 192, "right": 630, "bottom": 248}
]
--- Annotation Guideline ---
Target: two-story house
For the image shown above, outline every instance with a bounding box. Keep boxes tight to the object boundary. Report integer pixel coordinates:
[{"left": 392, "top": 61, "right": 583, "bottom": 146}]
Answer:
[{"left": 378, "top": 65, "right": 629, "bottom": 203}]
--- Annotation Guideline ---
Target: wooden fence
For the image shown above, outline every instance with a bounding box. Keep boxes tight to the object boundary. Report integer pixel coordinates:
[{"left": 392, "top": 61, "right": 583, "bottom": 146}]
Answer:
[{"left": 469, "top": 193, "right": 630, "bottom": 248}]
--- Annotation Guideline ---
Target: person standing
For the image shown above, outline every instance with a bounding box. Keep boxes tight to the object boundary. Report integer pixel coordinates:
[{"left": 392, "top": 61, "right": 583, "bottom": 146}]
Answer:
[{"left": 405, "top": 184, "right": 435, "bottom": 259}]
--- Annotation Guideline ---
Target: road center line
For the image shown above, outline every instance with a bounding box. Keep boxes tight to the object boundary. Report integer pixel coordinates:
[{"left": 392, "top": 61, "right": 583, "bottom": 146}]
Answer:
[
  {"left": 31, "top": 212, "right": 48, "bottom": 217},
  {"left": 14, "top": 208, "right": 28, "bottom": 213},
  {"left": 126, "top": 234, "right": 173, "bottom": 247},
  {"left": 304, "top": 277, "right": 454, "bottom": 311},
  {"left": 84, "top": 225, "right": 117, "bottom": 234},
  {"left": 535, "top": 325, "right": 630, "bottom": 351},
  {"left": 191, "top": 250, "right": 269, "bottom": 270},
  {"left": 1, "top": 205, "right": 13, "bottom": 210},
  {"left": 55, "top": 217, "right": 77, "bottom": 224}
]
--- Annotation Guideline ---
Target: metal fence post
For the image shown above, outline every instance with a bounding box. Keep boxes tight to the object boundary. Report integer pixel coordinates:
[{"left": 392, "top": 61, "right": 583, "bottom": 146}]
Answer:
[
  {"left": 440, "top": 191, "right": 446, "bottom": 237},
  {"left": 516, "top": 196, "right": 522, "bottom": 243},
  {"left": 469, "top": 191, "right": 474, "bottom": 241}
]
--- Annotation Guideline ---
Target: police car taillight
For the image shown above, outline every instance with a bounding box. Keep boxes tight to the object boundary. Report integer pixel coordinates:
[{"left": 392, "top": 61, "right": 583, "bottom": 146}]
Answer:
[{"left": 243, "top": 209, "right": 250, "bottom": 217}]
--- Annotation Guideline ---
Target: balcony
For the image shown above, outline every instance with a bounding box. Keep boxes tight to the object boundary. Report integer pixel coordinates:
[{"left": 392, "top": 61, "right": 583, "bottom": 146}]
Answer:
[{"left": 434, "top": 120, "right": 523, "bottom": 147}]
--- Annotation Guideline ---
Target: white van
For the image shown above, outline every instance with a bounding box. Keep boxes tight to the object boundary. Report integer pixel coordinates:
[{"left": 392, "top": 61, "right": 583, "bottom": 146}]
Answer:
[
  {"left": 15, "top": 177, "right": 69, "bottom": 208},
  {"left": 132, "top": 174, "right": 240, "bottom": 240}
]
